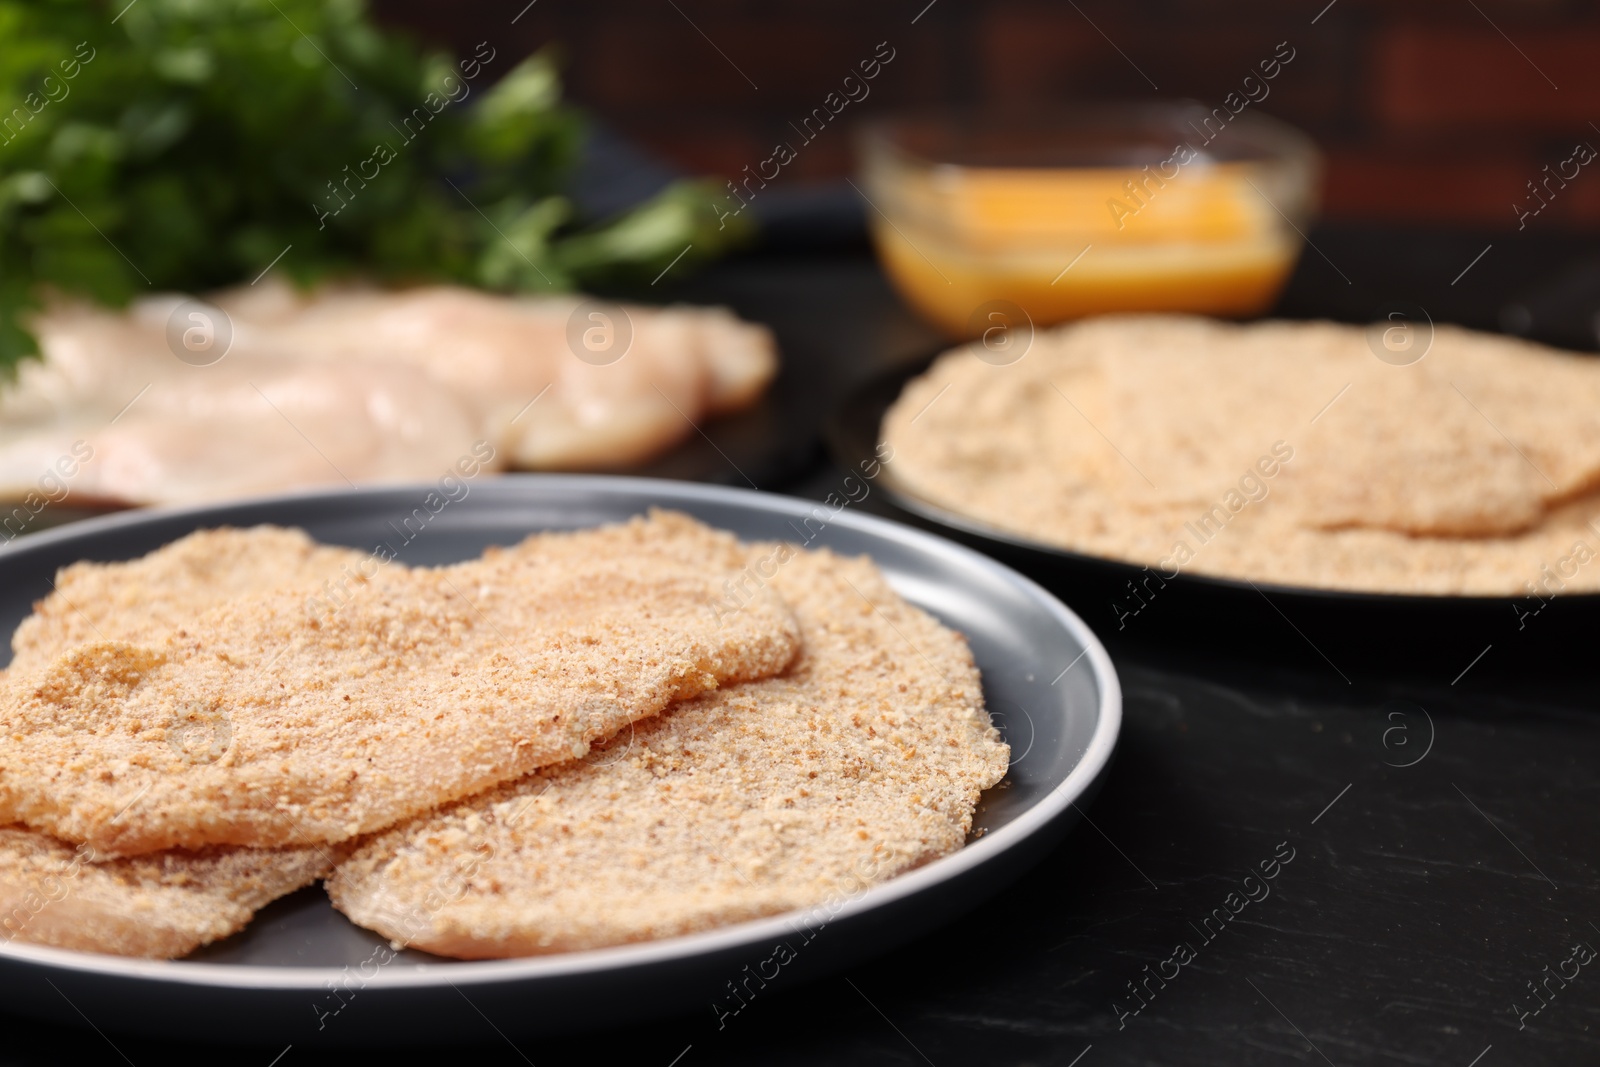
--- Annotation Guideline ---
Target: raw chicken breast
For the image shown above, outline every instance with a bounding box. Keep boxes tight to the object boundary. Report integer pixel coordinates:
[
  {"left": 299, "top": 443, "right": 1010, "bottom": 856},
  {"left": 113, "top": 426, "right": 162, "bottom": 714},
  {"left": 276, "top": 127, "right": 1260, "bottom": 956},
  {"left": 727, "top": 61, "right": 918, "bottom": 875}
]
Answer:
[{"left": 0, "top": 283, "right": 777, "bottom": 508}]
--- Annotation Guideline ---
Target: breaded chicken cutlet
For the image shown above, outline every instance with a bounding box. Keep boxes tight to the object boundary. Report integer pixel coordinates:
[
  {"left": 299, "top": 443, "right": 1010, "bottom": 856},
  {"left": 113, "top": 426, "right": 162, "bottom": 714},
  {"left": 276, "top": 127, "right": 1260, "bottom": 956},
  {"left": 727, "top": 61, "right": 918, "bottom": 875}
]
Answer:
[
  {"left": 328, "top": 545, "right": 1010, "bottom": 957},
  {"left": 0, "top": 517, "right": 801, "bottom": 854}
]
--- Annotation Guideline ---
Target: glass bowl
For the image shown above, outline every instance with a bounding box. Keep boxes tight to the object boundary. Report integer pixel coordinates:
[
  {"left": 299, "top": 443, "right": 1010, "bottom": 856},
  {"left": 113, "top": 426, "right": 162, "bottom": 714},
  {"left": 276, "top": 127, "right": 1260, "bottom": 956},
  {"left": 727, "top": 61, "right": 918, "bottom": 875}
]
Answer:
[{"left": 856, "top": 103, "right": 1321, "bottom": 337}]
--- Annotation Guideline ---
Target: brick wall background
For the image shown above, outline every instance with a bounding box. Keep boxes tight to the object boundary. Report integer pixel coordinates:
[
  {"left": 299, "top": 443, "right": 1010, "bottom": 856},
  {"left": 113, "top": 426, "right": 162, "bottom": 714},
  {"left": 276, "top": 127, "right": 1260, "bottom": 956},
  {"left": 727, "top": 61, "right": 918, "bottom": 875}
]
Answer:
[{"left": 375, "top": 0, "right": 1600, "bottom": 230}]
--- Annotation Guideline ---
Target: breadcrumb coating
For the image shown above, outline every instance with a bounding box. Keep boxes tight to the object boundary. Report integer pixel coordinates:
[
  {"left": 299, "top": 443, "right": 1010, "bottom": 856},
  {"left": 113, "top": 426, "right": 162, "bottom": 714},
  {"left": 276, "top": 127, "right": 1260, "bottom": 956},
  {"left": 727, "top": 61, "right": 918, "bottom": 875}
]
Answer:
[
  {"left": 0, "top": 823, "right": 334, "bottom": 959},
  {"left": 328, "top": 544, "right": 1010, "bottom": 957},
  {"left": 1, "top": 531, "right": 367, "bottom": 957},
  {"left": 0, "top": 515, "right": 800, "bottom": 854},
  {"left": 11, "top": 526, "right": 369, "bottom": 674},
  {"left": 884, "top": 316, "right": 1600, "bottom": 594}
]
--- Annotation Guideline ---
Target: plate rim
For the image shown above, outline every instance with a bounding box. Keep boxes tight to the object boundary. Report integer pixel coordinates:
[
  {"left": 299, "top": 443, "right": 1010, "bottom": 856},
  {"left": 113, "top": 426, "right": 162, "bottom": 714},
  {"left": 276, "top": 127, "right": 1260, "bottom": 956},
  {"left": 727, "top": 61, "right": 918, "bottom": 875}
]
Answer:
[
  {"left": 829, "top": 352, "right": 1584, "bottom": 607},
  {"left": 0, "top": 473, "right": 1122, "bottom": 991}
]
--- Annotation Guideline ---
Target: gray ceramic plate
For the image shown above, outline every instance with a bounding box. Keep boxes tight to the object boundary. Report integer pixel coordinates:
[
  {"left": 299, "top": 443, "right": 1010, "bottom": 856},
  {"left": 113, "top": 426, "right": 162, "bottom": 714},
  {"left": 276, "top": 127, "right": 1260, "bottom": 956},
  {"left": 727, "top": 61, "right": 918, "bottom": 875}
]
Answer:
[{"left": 0, "top": 476, "right": 1120, "bottom": 1045}]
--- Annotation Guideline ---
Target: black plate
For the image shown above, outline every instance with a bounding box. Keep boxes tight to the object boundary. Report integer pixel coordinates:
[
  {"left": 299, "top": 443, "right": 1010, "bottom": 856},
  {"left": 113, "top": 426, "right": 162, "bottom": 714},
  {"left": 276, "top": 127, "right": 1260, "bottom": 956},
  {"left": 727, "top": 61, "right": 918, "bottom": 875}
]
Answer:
[
  {"left": 630, "top": 387, "right": 817, "bottom": 488},
  {"left": 827, "top": 355, "right": 1593, "bottom": 680}
]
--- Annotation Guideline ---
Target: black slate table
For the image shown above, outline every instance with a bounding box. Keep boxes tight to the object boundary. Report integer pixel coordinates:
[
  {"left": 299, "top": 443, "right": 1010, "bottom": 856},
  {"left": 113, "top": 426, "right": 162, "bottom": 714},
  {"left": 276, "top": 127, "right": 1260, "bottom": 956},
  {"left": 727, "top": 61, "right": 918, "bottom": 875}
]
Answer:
[{"left": 3, "top": 232, "right": 1597, "bottom": 1066}]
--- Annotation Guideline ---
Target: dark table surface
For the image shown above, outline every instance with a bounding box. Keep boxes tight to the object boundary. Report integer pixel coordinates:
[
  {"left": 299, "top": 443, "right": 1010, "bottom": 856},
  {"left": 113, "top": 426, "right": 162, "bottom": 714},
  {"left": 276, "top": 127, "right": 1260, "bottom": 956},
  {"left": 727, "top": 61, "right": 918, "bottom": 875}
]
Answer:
[{"left": 4, "top": 230, "right": 1598, "bottom": 1066}]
